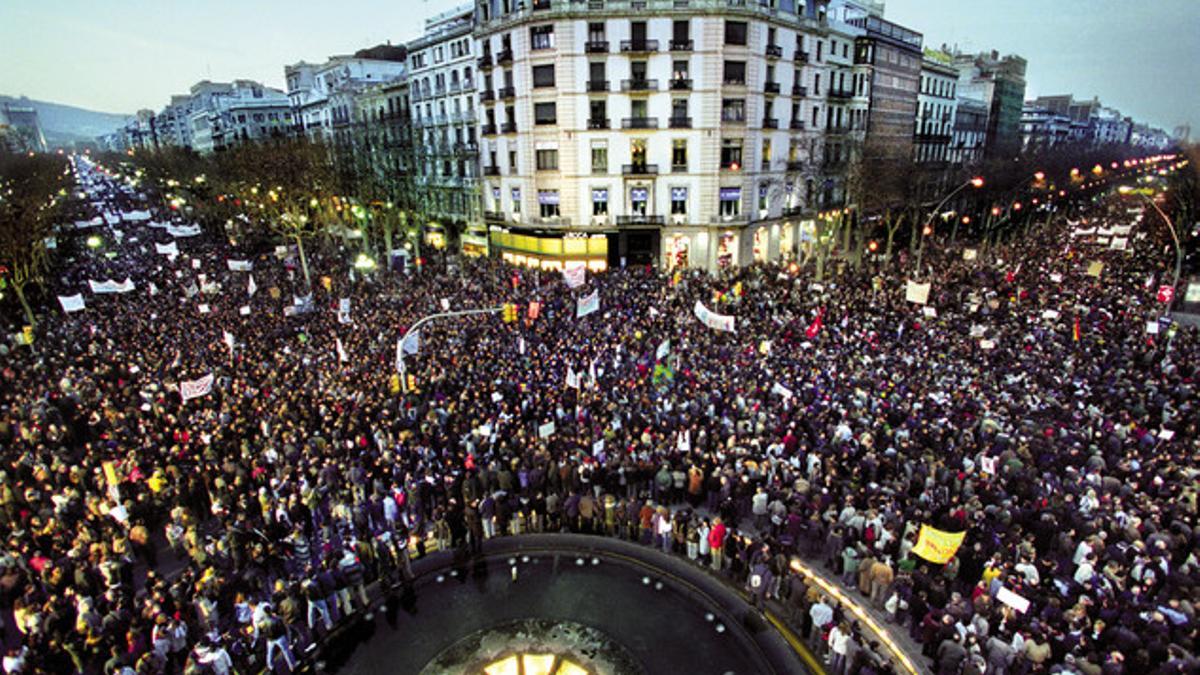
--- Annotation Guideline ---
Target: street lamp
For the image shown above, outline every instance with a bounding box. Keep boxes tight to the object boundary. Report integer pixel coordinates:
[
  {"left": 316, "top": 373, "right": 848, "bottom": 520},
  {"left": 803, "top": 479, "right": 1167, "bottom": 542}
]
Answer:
[
  {"left": 915, "top": 177, "right": 983, "bottom": 274},
  {"left": 1120, "top": 187, "right": 1182, "bottom": 302},
  {"left": 86, "top": 235, "right": 102, "bottom": 249}
]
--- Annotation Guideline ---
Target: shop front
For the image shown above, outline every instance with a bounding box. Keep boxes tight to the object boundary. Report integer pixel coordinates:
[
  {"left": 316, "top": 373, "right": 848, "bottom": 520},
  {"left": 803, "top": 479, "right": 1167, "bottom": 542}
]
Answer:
[{"left": 489, "top": 229, "right": 608, "bottom": 271}]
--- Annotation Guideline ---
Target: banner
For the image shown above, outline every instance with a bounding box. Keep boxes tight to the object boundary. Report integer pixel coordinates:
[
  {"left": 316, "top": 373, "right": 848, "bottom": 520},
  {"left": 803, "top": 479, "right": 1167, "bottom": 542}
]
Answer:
[
  {"left": 771, "top": 382, "right": 794, "bottom": 399},
  {"left": 223, "top": 330, "right": 235, "bottom": 351},
  {"left": 166, "top": 223, "right": 201, "bottom": 238},
  {"left": 693, "top": 301, "right": 736, "bottom": 333},
  {"left": 336, "top": 337, "right": 348, "bottom": 363},
  {"left": 88, "top": 278, "right": 136, "bottom": 294},
  {"left": 911, "top": 525, "right": 966, "bottom": 564},
  {"left": 122, "top": 210, "right": 152, "bottom": 222},
  {"left": 576, "top": 290, "right": 599, "bottom": 318},
  {"left": 996, "top": 586, "right": 1030, "bottom": 614},
  {"left": 155, "top": 242, "right": 179, "bottom": 256},
  {"left": 58, "top": 294, "right": 86, "bottom": 313},
  {"left": 74, "top": 217, "right": 102, "bottom": 229},
  {"left": 248, "top": 275, "right": 258, "bottom": 297},
  {"left": 401, "top": 329, "right": 420, "bottom": 355},
  {"left": 538, "top": 421, "right": 556, "bottom": 438},
  {"left": 962, "top": 249, "right": 977, "bottom": 261},
  {"left": 227, "top": 260, "right": 253, "bottom": 272},
  {"left": 563, "top": 266, "right": 586, "bottom": 289},
  {"left": 656, "top": 339, "right": 671, "bottom": 361},
  {"left": 1086, "top": 261, "right": 1104, "bottom": 278},
  {"left": 179, "top": 373, "right": 215, "bottom": 402},
  {"left": 566, "top": 365, "right": 581, "bottom": 389},
  {"left": 905, "top": 280, "right": 931, "bottom": 305}
]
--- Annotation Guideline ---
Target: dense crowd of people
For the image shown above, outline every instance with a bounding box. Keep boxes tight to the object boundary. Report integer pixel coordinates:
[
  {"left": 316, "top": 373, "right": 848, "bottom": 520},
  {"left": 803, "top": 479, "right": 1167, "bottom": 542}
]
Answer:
[{"left": 0, "top": 157, "right": 1197, "bottom": 675}]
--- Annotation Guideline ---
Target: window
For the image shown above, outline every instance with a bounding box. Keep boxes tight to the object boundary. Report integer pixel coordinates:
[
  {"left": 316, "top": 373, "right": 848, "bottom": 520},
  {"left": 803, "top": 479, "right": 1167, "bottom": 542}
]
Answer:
[
  {"left": 811, "top": 105, "right": 819, "bottom": 127},
  {"left": 725, "top": 20, "right": 747, "bottom": 46},
  {"left": 673, "top": 20, "right": 689, "bottom": 42},
  {"left": 672, "top": 98, "right": 688, "bottom": 119},
  {"left": 672, "top": 60, "right": 690, "bottom": 79},
  {"left": 590, "top": 99, "right": 607, "bottom": 125},
  {"left": 721, "top": 99, "right": 745, "bottom": 122},
  {"left": 761, "top": 139, "right": 771, "bottom": 169},
  {"left": 671, "top": 139, "right": 687, "bottom": 171},
  {"left": 816, "top": 40, "right": 823, "bottom": 62},
  {"left": 539, "top": 190, "right": 560, "bottom": 217},
  {"left": 630, "top": 187, "right": 648, "bottom": 215},
  {"left": 768, "top": 27, "right": 777, "bottom": 47},
  {"left": 758, "top": 183, "right": 768, "bottom": 211},
  {"left": 631, "top": 99, "right": 648, "bottom": 118},
  {"left": 531, "top": 25, "right": 555, "bottom": 50},
  {"left": 592, "top": 188, "right": 609, "bottom": 215},
  {"left": 512, "top": 187, "right": 521, "bottom": 212},
  {"left": 723, "top": 60, "right": 746, "bottom": 84},
  {"left": 630, "top": 138, "right": 647, "bottom": 167},
  {"left": 591, "top": 144, "right": 608, "bottom": 173},
  {"left": 588, "top": 22, "right": 605, "bottom": 42},
  {"left": 535, "top": 102, "right": 557, "bottom": 125},
  {"left": 720, "top": 139, "right": 742, "bottom": 169},
  {"left": 670, "top": 187, "right": 687, "bottom": 214},
  {"left": 719, "top": 187, "right": 741, "bottom": 215},
  {"left": 813, "top": 73, "right": 820, "bottom": 96},
  {"left": 509, "top": 150, "right": 518, "bottom": 174},
  {"left": 532, "top": 65, "right": 555, "bottom": 88},
  {"left": 536, "top": 148, "right": 558, "bottom": 170}
]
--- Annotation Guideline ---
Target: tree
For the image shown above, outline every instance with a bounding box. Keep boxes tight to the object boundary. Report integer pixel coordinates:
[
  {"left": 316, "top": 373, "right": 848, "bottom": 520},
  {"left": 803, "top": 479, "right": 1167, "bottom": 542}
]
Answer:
[
  {"left": 0, "top": 153, "right": 69, "bottom": 327},
  {"left": 213, "top": 139, "right": 337, "bottom": 290}
]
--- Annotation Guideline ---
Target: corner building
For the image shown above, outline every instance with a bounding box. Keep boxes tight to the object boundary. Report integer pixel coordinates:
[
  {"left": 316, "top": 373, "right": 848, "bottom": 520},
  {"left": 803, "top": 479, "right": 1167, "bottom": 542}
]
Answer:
[{"left": 474, "top": 0, "right": 839, "bottom": 272}]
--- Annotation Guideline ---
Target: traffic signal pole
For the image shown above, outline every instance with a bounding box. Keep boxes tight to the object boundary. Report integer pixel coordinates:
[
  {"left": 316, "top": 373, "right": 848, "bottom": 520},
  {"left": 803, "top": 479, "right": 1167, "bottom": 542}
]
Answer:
[{"left": 398, "top": 305, "right": 505, "bottom": 393}]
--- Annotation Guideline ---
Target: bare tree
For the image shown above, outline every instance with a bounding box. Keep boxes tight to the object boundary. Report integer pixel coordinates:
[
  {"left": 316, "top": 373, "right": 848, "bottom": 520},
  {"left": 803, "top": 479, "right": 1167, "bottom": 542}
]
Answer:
[{"left": 0, "top": 153, "right": 69, "bottom": 326}]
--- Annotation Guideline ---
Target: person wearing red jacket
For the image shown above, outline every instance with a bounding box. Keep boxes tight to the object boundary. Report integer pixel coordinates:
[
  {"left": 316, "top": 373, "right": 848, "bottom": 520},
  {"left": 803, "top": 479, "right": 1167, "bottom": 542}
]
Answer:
[{"left": 708, "top": 517, "right": 727, "bottom": 573}]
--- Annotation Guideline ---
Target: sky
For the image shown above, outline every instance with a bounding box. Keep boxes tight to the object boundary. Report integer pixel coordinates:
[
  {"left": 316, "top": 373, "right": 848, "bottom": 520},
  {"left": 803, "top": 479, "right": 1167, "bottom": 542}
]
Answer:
[{"left": 1, "top": 0, "right": 1196, "bottom": 134}]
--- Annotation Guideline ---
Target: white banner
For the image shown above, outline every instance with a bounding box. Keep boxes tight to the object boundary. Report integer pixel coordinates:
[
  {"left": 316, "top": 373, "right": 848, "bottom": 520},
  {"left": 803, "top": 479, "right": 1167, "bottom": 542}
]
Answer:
[
  {"left": 962, "top": 249, "right": 977, "bottom": 261},
  {"left": 996, "top": 586, "right": 1030, "bottom": 614},
  {"left": 58, "top": 294, "right": 86, "bottom": 313},
  {"left": 166, "top": 224, "right": 201, "bottom": 238},
  {"left": 401, "top": 329, "right": 420, "bottom": 355},
  {"left": 538, "top": 421, "right": 556, "bottom": 438},
  {"left": 88, "top": 278, "right": 136, "bottom": 294},
  {"left": 226, "top": 259, "right": 253, "bottom": 272},
  {"left": 247, "top": 275, "right": 258, "bottom": 297},
  {"left": 336, "top": 337, "right": 348, "bottom": 363},
  {"left": 74, "top": 217, "right": 103, "bottom": 229},
  {"left": 656, "top": 338, "right": 671, "bottom": 361},
  {"left": 566, "top": 365, "right": 581, "bottom": 389},
  {"left": 576, "top": 290, "right": 599, "bottom": 318},
  {"left": 338, "top": 298, "right": 352, "bottom": 324},
  {"left": 693, "top": 301, "right": 736, "bottom": 333},
  {"left": 771, "top": 382, "right": 794, "bottom": 399},
  {"left": 905, "top": 280, "right": 931, "bottom": 305},
  {"left": 155, "top": 241, "right": 179, "bottom": 256},
  {"left": 179, "top": 373, "right": 215, "bottom": 402},
  {"left": 563, "top": 266, "right": 586, "bottom": 289},
  {"left": 122, "top": 210, "right": 152, "bottom": 222}
]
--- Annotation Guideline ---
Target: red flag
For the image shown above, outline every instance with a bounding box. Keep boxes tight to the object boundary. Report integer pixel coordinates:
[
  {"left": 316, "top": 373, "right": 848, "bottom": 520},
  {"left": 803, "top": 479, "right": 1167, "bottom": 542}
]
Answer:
[
  {"left": 806, "top": 307, "right": 826, "bottom": 339},
  {"left": 1072, "top": 316, "right": 1081, "bottom": 342}
]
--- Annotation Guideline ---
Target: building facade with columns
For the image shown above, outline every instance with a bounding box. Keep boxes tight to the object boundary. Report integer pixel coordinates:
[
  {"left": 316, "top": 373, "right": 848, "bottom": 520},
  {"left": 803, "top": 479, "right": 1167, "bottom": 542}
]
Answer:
[{"left": 473, "top": 0, "right": 841, "bottom": 272}]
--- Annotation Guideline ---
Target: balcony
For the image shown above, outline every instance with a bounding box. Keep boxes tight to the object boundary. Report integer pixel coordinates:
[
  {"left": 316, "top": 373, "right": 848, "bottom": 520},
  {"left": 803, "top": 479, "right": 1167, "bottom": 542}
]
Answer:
[
  {"left": 480, "top": 90, "right": 495, "bottom": 102},
  {"left": 620, "top": 39, "right": 659, "bottom": 53},
  {"left": 587, "top": 79, "right": 610, "bottom": 92},
  {"left": 762, "top": 117, "right": 778, "bottom": 129},
  {"left": 669, "top": 78, "right": 692, "bottom": 91},
  {"left": 786, "top": 160, "right": 805, "bottom": 171},
  {"left": 585, "top": 40, "right": 609, "bottom": 53},
  {"left": 478, "top": 54, "right": 493, "bottom": 69},
  {"left": 622, "top": 117, "right": 659, "bottom": 129},
  {"left": 496, "top": 48, "right": 513, "bottom": 64},
  {"left": 713, "top": 213, "right": 749, "bottom": 223},
  {"left": 720, "top": 113, "right": 746, "bottom": 124},
  {"left": 792, "top": 84, "right": 808, "bottom": 97},
  {"left": 617, "top": 214, "right": 665, "bottom": 226},
  {"left": 669, "top": 39, "right": 694, "bottom": 51},
  {"left": 621, "top": 78, "right": 658, "bottom": 92},
  {"left": 794, "top": 51, "right": 809, "bottom": 64},
  {"left": 588, "top": 117, "right": 610, "bottom": 129},
  {"left": 498, "top": 86, "right": 516, "bottom": 99},
  {"left": 764, "top": 81, "right": 780, "bottom": 94},
  {"left": 532, "top": 0, "right": 552, "bottom": 9},
  {"left": 723, "top": 78, "right": 747, "bottom": 87},
  {"left": 669, "top": 116, "right": 692, "bottom": 128},
  {"left": 533, "top": 216, "right": 572, "bottom": 226},
  {"left": 501, "top": 122, "right": 517, "bottom": 134},
  {"left": 622, "top": 163, "right": 659, "bottom": 175},
  {"left": 481, "top": 123, "right": 498, "bottom": 136},
  {"left": 766, "top": 44, "right": 783, "bottom": 59},
  {"left": 827, "top": 88, "right": 854, "bottom": 100},
  {"left": 483, "top": 166, "right": 501, "bottom": 176},
  {"left": 484, "top": 210, "right": 505, "bottom": 221},
  {"left": 789, "top": 119, "right": 806, "bottom": 130}
]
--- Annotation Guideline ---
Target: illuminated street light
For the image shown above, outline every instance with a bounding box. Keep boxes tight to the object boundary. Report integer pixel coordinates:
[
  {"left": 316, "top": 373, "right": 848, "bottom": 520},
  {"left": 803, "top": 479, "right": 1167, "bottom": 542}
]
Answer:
[
  {"left": 86, "top": 235, "right": 102, "bottom": 249},
  {"left": 354, "top": 253, "right": 377, "bottom": 271}
]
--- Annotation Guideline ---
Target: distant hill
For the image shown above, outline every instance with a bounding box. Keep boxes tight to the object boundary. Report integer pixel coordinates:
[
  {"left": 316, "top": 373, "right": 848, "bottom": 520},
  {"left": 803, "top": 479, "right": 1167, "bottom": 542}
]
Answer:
[{"left": 0, "top": 95, "right": 131, "bottom": 144}]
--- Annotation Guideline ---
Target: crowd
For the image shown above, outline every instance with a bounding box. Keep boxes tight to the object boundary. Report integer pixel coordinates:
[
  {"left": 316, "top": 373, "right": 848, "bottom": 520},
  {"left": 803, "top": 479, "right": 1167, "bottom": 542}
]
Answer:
[{"left": 0, "top": 157, "right": 1197, "bottom": 675}]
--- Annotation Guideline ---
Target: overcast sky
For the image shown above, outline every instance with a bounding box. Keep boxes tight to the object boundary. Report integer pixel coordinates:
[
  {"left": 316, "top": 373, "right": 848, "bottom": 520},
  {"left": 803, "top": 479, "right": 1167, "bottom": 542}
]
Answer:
[{"left": 1, "top": 0, "right": 1196, "bottom": 133}]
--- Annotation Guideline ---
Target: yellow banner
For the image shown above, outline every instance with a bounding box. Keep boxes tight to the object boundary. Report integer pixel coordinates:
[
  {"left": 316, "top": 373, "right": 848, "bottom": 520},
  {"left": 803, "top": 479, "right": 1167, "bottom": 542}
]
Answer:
[{"left": 912, "top": 525, "right": 966, "bottom": 564}]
